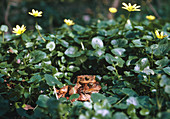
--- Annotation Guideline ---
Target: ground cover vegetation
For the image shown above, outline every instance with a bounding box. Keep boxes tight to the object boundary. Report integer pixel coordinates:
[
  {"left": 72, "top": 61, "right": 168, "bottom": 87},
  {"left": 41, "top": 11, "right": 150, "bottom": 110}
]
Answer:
[{"left": 0, "top": 0, "right": 170, "bottom": 119}]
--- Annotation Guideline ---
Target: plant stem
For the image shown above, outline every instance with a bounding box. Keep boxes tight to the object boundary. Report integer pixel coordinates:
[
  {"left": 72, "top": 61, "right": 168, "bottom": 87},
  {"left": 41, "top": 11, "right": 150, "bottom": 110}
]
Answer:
[
  {"left": 112, "top": 63, "right": 120, "bottom": 79},
  {"left": 36, "top": 22, "right": 46, "bottom": 42},
  {"left": 115, "top": 95, "right": 128, "bottom": 105},
  {"left": 53, "top": 85, "right": 59, "bottom": 100},
  {"left": 23, "top": 58, "right": 27, "bottom": 66},
  {"left": 2, "top": 32, "right": 4, "bottom": 42},
  {"left": 81, "top": 42, "right": 85, "bottom": 50},
  {"left": 148, "top": 75, "right": 151, "bottom": 83}
]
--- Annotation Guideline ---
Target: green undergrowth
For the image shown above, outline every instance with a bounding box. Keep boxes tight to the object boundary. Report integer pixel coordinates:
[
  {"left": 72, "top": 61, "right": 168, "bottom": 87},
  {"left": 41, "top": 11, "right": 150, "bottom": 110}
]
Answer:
[{"left": 0, "top": 17, "right": 170, "bottom": 119}]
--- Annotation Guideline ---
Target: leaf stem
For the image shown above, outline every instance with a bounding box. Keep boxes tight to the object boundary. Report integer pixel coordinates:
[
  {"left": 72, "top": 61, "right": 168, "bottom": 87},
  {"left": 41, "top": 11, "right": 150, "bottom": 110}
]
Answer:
[
  {"left": 115, "top": 95, "right": 128, "bottom": 105},
  {"left": 36, "top": 22, "right": 46, "bottom": 42},
  {"left": 112, "top": 63, "right": 120, "bottom": 79},
  {"left": 53, "top": 85, "right": 59, "bottom": 100},
  {"left": 81, "top": 42, "right": 85, "bottom": 50},
  {"left": 2, "top": 32, "right": 4, "bottom": 42}
]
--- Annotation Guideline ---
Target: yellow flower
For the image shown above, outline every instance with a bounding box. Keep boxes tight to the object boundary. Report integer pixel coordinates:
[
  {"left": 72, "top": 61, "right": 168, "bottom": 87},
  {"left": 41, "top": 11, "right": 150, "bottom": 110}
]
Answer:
[
  {"left": 64, "top": 19, "right": 75, "bottom": 26},
  {"left": 28, "top": 9, "right": 43, "bottom": 17},
  {"left": 109, "top": 7, "right": 117, "bottom": 13},
  {"left": 146, "top": 15, "right": 155, "bottom": 20},
  {"left": 12, "top": 25, "right": 26, "bottom": 35},
  {"left": 122, "top": 2, "right": 140, "bottom": 12},
  {"left": 155, "top": 30, "right": 167, "bottom": 39}
]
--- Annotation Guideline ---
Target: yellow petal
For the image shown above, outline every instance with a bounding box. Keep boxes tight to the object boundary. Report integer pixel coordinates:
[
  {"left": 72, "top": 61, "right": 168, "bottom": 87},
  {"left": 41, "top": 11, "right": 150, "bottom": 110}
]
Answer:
[{"left": 122, "top": 2, "right": 128, "bottom": 7}]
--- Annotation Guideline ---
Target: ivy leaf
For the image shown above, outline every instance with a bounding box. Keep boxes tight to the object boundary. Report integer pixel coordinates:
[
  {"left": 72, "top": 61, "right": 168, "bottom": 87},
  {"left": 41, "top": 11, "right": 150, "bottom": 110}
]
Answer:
[
  {"left": 73, "top": 24, "right": 87, "bottom": 34},
  {"left": 126, "top": 97, "right": 140, "bottom": 107},
  {"left": 111, "top": 39, "right": 128, "bottom": 47},
  {"left": 0, "top": 25, "right": 8, "bottom": 32},
  {"left": 153, "top": 44, "right": 170, "bottom": 56},
  {"left": 28, "top": 75, "right": 41, "bottom": 83},
  {"left": 67, "top": 65, "right": 80, "bottom": 72},
  {"left": 91, "top": 37, "right": 104, "bottom": 49},
  {"left": 91, "top": 93, "right": 106, "bottom": 103},
  {"left": 36, "top": 95, "right": 49, "bottom": 108},
  {"left": 155, "top": 57, "right": 169, "bottom": 68},
  {"left": 45, "top": 74, "right": 63, "bottom": 87},
  {"left": 163, "top": 67, "right": 170, "bottom": 75},
  {"left": 113, "top": 112, "right": 128, "bottom": 119},
  {"left": 132, "top": 39, "right": 144, "bottom": 47},
  {"left": 159, "top": 75, "right": 170, "bottom": 87},
  {"left": 142, "top": 35, "right": 153, "bottom": 41},
  {"left": 0, "top": 96, "right": 9, "bottom": 116},
  {"left": 21, "top": 34, "right": 31, "bottom": 42},
  {"left": 165, "top": 85, "right": 170, "bottom": 94},
  {"left": 111, "top": 48, "right": 126, "bottom": 57},
  {"left": 140, "top": 108, "right": 150, "bottom": 116},
  {"left": 69, "top": 94, "right": 79, "bottom": 100},
  {"left": 29, "top": 50, "right": 46, "bottom": 64},
  {"left": 64, "top": 46, "right": 82, "bottom": 57},
  {"left": 105, "top": 53, "right": 116, "bottom": 64},
  {"left": 121, "top": 88, "right": 138, "bottom": 96}
]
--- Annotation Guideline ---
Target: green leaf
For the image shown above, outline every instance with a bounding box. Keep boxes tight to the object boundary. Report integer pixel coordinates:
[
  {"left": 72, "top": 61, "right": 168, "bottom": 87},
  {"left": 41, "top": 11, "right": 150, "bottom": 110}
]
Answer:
[
  {"left": 134, "top": 26, "right": 144, "bottom": 31},
  {"left": 126, "top": 56, "right": 138, "bottom": 66},
  {"left": 127, "top": 104, "right": 136, "bottom": 115},
  {"left": 165, "top": 85, "right": 170, "bottom": 94},
  {"left": 67, "top": 65, "right": 80, "bottom": 72},
  {"left": 94, "top": 49, "right": 105, "bottom": 57},
  {"left": 121, "top": 88, "right": 138, "bottom": 96},
  {"left": 107, "top": 29, "right": 119, "bottom": 36},
  {"left": 159, "top": 75, "right": 170, "bottom": 87},
  {"left": 111, "top": 48, "right": 126, "bottom": 57},
  {"left": 64, "top": 79, "right": 75, "bottom": 86},
  {"left": 60, "top": 40, "right": 69, "bottom": 48},
  {"left": 142, "top": 35, "right": 153, "bottom": 41},
  {"left": 0, "top": 25, "right": 8, "bottom": 32},
  {"left": 163, "top": 67, "right": 170, "bottom": 75},
  {"left": 28, "top": 75, "right": 41, "bottom": 83},
  {"left": 124, "top": 71, "right": 134, "bottom": 77},
  {"left": 126, "top": 97, "right": 139, "bottom": 107},
  {"left": 69, "top": 94, "right": 79, "bottom": 100},
  {"left": 107, "top": 66, "right": 115, "bottom": 71},
  {"left": 21, "top": 34, "right": 31, "bottom": 42},
  {"left": 134, "top": 58, "right": 149, "bottom": 72},
  {"left": 25, "top": 42, "right": 34, "bottom": 48},
  {"left": 91, "top": 37, "right": 104, "bottom": 49},
  {"left": 132, "top": 39, "right": 144, "bottom": 47},
  {"left": 140, "top": 108, "right": 150, "bottom": 116},
  {"left": 111, "top": 39, "right": 128, "bottom": 47},
  {"left": 83, "top": 102, "right": 92, "bottom": 110},
  {"left": 153, "top": 44, "right": 170, "bottom": 56},
  {"left": 18, "top": 70, "right": 28, "bottom": 76},
  {"left": 45, "top": 74, "right": 63, "bottom": 87},
  {"left": 36, "top": 95, "right": 49, "bottom": 108},
  {"left": 29, "top": 50, "right": 46, "bottom": 64},
  {"left": 0, "top": 96, "right": 9, "bottom": 116},
  {"left": 107, "top": 97, "right": 118, "bottom": 104},
  {"left": 125, "top": 19, "right": 133, "bottom": 30},
  {"left": 113, "top": 112, "right": 128, "bottom": 119},
  {"left": 114, "top": 103, "right": 128, "bottom": 109},
  {"left": 35, "top": 24, "right": 42, "bottom": 30},
  {"left": 105, "top": 53, "right": 116, "bottom": 64},
  {"left": 73, "top": 24, "right": 86, "bottom": 34},
  {"left": 116, "top": 56, "right": 125, "bottom": 68},
  {"left": 91, "top": 93, "right": 106, "bottom": 103},
  {"left": 94, "top": 102, "right": 102, "bottom": 110},
  {"left": 155, "top": 57, "right": 169, "bottom": 68},
  {"left": 74, "top": 55, "right": 87, "bottom": 65},
  {"left": 157, "top": 112, "right": 170, "bottom": 119},
  {"left": 64, "top": 46, "right": 81, "bottom": 57}
]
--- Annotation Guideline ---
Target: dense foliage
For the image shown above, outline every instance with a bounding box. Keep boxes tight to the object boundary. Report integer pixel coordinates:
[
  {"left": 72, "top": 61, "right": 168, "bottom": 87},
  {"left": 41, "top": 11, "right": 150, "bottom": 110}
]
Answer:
[{"left": 0, "top": 1, "right": 170, "bottom": 119}]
